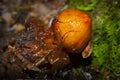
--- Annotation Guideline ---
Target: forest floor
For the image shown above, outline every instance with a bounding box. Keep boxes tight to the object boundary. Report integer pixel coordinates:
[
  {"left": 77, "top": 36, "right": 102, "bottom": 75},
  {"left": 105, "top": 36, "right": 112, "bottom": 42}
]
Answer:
[{"left": 0, "top": 0, "right": 119, "bottom": 80}]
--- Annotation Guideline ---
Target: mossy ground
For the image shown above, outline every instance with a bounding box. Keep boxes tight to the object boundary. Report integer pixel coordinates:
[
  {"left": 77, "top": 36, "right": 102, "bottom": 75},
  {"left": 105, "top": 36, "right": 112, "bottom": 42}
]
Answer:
[{"left": 69, "top": 0, "right": 120, "bottom": 79}]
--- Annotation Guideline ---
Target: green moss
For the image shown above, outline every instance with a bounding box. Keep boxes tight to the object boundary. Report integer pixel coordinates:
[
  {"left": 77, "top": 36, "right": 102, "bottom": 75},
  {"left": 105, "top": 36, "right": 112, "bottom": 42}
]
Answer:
[{"left": 69, "top": 0, "right": 120, "bottom": 79}]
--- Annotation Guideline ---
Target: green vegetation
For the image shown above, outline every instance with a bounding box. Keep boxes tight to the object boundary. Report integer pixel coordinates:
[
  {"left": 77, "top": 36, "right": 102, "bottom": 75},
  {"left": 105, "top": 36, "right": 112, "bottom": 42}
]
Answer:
[{"left": 69, "top": 0, "right": 120, "bottom": 79}]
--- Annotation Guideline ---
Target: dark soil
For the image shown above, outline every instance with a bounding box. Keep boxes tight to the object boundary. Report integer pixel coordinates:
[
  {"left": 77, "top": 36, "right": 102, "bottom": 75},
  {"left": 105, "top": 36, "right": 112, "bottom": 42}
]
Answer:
[{"left": 0, "top": 0, "right": 95, "bottom": 80}]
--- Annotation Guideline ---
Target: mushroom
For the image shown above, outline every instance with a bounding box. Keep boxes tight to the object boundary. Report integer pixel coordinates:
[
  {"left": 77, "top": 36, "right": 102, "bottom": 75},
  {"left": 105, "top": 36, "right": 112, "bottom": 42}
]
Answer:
[
  {"left": 52, "top": 9, "right": 92, "bottom": 57},
  {"left": 23, "top": 8, "right": 92, "bottom": 71}
]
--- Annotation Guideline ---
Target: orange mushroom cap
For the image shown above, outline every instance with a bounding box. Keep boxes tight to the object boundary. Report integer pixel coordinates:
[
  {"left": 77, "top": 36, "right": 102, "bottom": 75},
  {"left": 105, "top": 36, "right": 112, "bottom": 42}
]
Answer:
[{"left": 53, "top": 9, "right": 92, "bottom": 53}]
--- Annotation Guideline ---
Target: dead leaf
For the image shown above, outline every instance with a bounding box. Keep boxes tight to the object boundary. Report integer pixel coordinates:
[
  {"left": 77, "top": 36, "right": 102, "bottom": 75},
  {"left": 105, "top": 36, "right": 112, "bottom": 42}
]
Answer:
[{"left": 82, "top": 41, "right": 92, "bottom": 58}]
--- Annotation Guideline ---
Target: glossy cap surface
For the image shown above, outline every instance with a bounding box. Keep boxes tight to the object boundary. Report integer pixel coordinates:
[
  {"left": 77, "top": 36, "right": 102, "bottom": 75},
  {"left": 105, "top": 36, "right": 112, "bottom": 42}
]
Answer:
[{"left": 53, "top": 9, "right": 92, "bottom": 53}]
